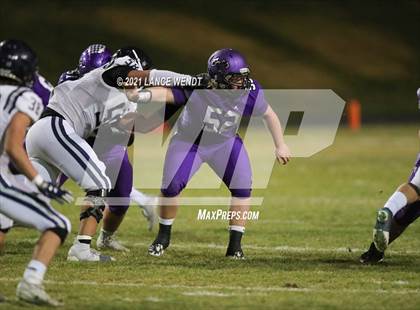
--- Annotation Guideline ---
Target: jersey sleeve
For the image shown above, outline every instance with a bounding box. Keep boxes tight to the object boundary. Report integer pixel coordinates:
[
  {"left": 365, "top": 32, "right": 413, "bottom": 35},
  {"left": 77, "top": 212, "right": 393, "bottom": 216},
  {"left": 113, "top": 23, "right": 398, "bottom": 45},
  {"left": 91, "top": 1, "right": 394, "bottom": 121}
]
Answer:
[
  {"left": 32, "top": 73, "right": 53, "bottom": 107},
  {"left": 246, "top": 79, "right": 268, "bottom": 117},
  {"left": 15, "top": 91, "right": 44, "bottom": 122}
]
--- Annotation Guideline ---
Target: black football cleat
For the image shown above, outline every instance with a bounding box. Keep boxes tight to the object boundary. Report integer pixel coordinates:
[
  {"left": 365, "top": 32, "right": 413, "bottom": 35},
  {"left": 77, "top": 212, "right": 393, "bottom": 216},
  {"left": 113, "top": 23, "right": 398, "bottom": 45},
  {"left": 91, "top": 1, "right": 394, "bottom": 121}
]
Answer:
[
  {"left": 226, "top": 248, "right": 245, "bottom": 260},
  {"left": 148, "top": 235, "right": 170, "bottom": 257},
  {"left": 148, "top": 224, "right": 171, "bottom": 257},
  {"left": 360, "top": 242, "right": 384, "bottom": 264},
  {"left": 148, "top": 243, "right": 165, "bottom": 257}
]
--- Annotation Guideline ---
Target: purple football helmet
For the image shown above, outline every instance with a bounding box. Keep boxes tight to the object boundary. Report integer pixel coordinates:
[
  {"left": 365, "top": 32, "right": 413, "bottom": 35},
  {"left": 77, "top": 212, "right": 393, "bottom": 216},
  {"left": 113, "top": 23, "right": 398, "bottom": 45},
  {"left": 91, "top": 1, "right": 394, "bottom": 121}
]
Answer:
[
  {"left": 207, "top": 48, "right": 251, "bottom": 89},
  {"left": 78, "top": 44, "right": 112, "bottom": 75}
]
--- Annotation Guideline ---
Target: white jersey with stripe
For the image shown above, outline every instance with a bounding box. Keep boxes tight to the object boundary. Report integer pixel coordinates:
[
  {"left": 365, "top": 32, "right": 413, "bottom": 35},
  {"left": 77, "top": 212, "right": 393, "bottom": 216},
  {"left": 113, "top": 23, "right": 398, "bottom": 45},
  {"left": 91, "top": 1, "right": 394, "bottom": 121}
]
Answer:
[
  {"left": 47, "top": 56, "right": 139, "bottom": 139},
  {"left": 0, "top": 85, "right": 43, "bottom": 170}
]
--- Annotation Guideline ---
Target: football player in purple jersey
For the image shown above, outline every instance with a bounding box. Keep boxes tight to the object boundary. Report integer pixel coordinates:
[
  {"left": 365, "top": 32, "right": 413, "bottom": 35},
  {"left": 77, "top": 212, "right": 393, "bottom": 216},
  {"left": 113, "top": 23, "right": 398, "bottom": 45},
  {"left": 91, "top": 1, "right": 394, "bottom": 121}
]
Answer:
[
  {"left": 56, "top": 44, "right": 158, "bottom": 252},
  {"left": 146, "top": 48, "right": 291, "bottom": 259},
  {"left": 360, "top": 88, "right": 420, "bottom": 263}
]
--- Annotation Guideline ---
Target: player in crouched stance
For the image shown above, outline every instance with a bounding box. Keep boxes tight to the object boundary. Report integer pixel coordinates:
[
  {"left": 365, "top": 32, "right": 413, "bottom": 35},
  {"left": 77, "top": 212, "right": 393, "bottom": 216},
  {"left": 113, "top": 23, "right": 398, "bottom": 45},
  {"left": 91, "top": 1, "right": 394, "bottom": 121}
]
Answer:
[
  {"left": 25, "top": 45, "right": 194, "bottom": 261},
  {"left": 361, "top": 88, "right": 420, "bottom": 263},
  {"left": 147, "top": 48, "right": 291, "bottom": 259},
  {"left": 0, "top": 40, "right": 73, "bottom": 306}
]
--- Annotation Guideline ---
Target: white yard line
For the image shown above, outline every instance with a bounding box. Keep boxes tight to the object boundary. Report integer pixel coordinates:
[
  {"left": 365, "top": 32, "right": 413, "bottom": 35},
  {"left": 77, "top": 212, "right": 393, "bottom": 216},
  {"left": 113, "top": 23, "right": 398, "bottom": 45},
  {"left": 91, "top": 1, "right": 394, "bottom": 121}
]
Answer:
[
  {"left": 131, "top": 242, "right": 420, "bottom": 255},
  {"left": 0, "top": 278, "right": 418, "bottom": 295},
  {"left": 11, "top": 238, "right": 420, "bottom": 255}
]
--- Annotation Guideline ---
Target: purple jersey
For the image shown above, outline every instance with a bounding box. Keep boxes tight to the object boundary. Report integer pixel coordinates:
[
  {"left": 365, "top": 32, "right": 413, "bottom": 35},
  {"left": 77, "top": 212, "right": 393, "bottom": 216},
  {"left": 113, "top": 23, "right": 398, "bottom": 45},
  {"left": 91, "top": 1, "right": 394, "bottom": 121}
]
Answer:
[
  {"left": 32, "top": 73, "right": 53, "bottom": 107},
  {"left": 171, "top": 79, "right": 268, "bottom": 144}
]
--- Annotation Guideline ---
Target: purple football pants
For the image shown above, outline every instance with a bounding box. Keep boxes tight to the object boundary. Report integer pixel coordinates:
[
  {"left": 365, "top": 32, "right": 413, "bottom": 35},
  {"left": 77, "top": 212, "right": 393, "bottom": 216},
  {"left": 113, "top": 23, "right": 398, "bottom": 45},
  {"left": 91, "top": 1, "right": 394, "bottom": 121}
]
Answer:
[
  {"left": 59, "top": 144, "right": 132, "bottom": 215},
  {"left": 161, "top": 135, "right": 252, "bottom": 198},
  {"left": 399, "top": 152, "right": 420, "bottom": 226}
]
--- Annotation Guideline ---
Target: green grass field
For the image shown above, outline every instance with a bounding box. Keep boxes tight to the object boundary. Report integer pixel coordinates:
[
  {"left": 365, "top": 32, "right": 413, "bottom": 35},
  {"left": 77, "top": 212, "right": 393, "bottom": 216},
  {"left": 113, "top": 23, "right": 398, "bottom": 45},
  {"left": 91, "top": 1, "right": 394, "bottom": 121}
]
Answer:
[{"left": 1, "top": 125, "right": 420, "bottom": 309}]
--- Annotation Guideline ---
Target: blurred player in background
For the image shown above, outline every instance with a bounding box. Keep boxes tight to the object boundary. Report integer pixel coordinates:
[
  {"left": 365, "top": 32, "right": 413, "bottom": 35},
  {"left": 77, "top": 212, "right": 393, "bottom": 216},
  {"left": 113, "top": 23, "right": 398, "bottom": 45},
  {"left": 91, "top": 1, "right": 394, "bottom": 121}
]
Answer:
[
  {"left": 361, "top": 88, "right": 420, "bottom": 263},
  {"left": 0, "top": 39, "right": 72, "bottom": 306},
  {"left": 147, "top": 48, "right": 291, "bottom": 259},
  {"left": 0, "top": 70, "right": 54, "bottom": 253}
]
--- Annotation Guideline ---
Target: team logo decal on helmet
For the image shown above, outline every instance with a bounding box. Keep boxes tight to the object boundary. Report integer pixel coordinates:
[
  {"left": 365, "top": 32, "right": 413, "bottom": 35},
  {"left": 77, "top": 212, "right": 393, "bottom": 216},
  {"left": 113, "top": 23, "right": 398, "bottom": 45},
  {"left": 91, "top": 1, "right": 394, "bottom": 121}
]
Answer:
[{"left": 207, "top": 48, "right": 251, "bottom": 89}]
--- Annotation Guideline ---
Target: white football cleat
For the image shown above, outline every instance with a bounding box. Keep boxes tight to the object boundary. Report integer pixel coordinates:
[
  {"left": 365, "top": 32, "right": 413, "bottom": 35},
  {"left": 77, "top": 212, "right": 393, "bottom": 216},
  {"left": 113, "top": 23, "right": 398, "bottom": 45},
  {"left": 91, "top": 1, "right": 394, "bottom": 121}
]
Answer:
[
  {"left": 16, "top": 279, "right": 63, "bottom": 307},
  {"left": 67, "top": 244, "right": 115, "bottom": 262},
  {"left": 130, "top": 189, "right": 158, "bottom": 231},
  {"left": 138, "top": 197, "right": 158, "bottom": 231},
  {"left": 96, "top": 230, "right": 129, "bottom": 252}
]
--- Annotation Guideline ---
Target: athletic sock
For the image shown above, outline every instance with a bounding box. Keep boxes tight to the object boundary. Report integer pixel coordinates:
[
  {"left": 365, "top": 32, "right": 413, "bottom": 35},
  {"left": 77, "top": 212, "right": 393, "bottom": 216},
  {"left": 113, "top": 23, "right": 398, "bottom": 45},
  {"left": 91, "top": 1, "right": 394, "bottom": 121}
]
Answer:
[
  {"left": 76, "top": 235, "right": 92, "bottom": 249},
  {"left": 384, "top": 191, "right": 408, "bottom": 216},
  {"left": 159, "top": 217, "right": 174, "bottom": 226},
  {"left": 226, "top": 226, "right": 245, "bottom": 255},
  {"left": 23, "top": 260, "right": 47, "bottom": 285}
]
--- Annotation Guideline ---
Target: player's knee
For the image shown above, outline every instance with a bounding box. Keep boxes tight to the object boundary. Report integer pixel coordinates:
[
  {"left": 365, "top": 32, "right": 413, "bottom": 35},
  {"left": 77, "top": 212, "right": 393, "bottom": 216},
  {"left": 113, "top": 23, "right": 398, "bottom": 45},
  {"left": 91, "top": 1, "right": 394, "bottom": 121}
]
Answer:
[
  {"left": 46, "top": 223, "right": 70, "bottom": 244},
  {"left": 80, "top": 206, "right": 105, "bottom": 223},
  {"left": 0, "top": 227, "right": 11, "bottom": 234},
  {"left": 161, "top": 183, "right": 184, "bottom": 197},
  {"left": 109, "top": 186, "right": 131, "bottom": 200},
  {"left": 408, "top": 182, "right": 420, "bottom": 196},
  {"left": 109, "top": 205, "right": 129, "bottom": 216},
  {"left": 230, "top": 188, "right": 252, "bottom": 198},
  {"left": 80, "top": 189, "right": 108, "bottom": 223}
]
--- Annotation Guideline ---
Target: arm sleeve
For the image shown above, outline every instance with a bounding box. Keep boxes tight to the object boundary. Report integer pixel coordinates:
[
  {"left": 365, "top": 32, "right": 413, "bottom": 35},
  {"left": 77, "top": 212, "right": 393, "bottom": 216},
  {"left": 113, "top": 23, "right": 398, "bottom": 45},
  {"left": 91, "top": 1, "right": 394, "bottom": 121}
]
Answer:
[{"left": 102, "top": 65, "right": 132, "bottom": 88}]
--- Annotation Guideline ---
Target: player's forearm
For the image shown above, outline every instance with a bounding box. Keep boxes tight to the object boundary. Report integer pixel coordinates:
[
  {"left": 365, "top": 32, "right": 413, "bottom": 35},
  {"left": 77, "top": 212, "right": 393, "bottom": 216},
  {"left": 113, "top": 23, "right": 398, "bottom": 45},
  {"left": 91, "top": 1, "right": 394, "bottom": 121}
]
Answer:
[
  {"left": 263, "top": 107, "right": 286, "bottom": 148},
  {"left": 126, "top": 87, "right": 176, "bottom": 107},
  {"left": 4, "top": 113, "right": 38, "bottom": 181},
  {"left": 128, "top": 69, "right": 192, "bottom": 87},
  {"left": 5, "top": 145, "right": 38, "bottom": 181},
  {"left": 148, "top": 87, "right": 175, "bottom": 103}
]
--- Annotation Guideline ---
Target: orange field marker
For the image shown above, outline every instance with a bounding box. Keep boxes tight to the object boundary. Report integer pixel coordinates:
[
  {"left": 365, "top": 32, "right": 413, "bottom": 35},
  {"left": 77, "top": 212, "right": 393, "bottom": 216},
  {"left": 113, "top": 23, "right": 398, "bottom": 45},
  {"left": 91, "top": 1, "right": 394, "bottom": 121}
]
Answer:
[{"left": 347, "top": 99, "right": 361, "bottom": 131}]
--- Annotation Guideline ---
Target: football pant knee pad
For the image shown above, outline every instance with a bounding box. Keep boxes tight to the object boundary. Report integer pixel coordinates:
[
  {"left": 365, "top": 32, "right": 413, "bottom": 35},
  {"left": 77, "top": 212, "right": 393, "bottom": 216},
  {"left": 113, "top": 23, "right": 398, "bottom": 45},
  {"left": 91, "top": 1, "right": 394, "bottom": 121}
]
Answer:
[
  {"left": 46, "top": 226, "right": 69, "bottom": 244},
  {"left": 80, "top": 189, "right": 108, "bottom": 223},
  {"left": 230, "top": 188, "right": 252, "bottom": 198},
  {"left": 408, "top": 182, "right": 420, "bottom": 196}
]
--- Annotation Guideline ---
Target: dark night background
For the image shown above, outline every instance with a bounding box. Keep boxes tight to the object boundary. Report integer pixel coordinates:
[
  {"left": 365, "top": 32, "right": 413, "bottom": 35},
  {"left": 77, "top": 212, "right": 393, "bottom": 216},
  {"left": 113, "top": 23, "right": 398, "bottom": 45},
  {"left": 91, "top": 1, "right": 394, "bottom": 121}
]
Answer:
[{"left": 1, "top": 0, "right": 420, "bottom": 121}]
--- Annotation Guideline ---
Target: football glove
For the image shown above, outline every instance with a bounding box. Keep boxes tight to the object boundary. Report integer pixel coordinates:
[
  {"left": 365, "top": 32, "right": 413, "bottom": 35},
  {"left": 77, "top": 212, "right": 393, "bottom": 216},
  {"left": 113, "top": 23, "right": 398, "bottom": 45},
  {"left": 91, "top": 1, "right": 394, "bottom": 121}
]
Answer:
[
  {"left": 194, "top": 73, "right": 216, "bottom": 89},
  {"left": 32, "top": 175, "right": 74, "bottom": 204}
]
